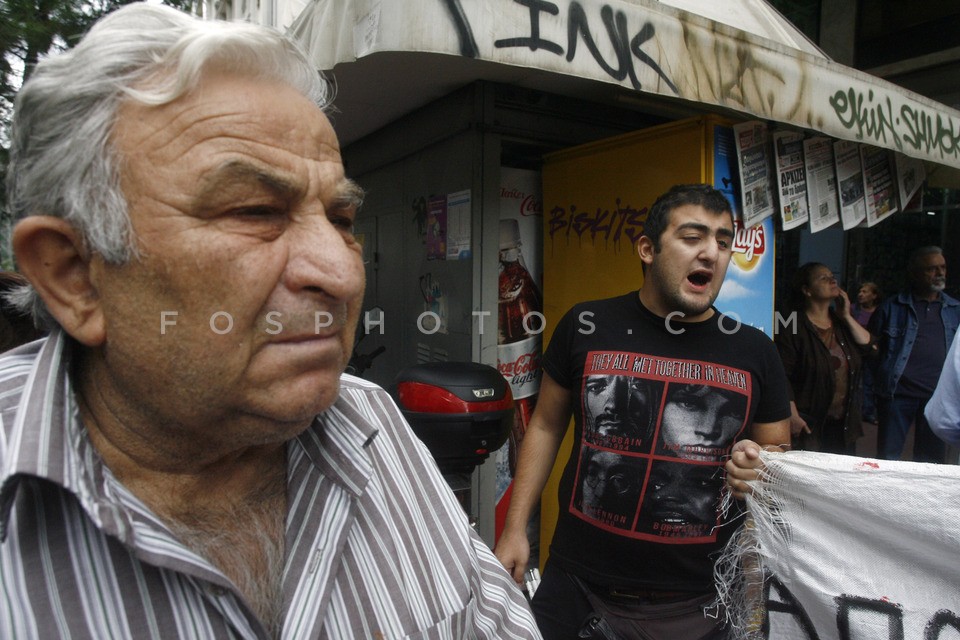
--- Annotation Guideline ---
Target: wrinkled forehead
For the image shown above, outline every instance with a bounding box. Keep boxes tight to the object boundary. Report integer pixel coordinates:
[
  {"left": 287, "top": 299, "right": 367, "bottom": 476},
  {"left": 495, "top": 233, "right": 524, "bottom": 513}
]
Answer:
[
  {"left": 912, "top": 253, "right": 946, "bottom": 273},
  {"left": 113, "top": 71, "right": 339, "bottom": 163}
]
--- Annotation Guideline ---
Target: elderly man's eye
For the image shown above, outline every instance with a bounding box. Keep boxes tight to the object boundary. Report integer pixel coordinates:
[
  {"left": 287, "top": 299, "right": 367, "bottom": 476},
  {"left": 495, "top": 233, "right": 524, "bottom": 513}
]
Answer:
[
  {"left": 234, "top": 206, "right": 283, "bottom": 219},
  {"left": 329, "top": 214, "right": 356, "bottom": 234}
]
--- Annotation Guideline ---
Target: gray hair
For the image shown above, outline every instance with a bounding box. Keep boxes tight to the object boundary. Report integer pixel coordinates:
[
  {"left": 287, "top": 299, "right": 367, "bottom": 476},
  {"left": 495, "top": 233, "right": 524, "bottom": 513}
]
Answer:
[
  {"left": 908, "top": 245, "right": 943, "bottom": 270},
  {"left": 6, "top": 2, "right": 332, "bottom": 327}
]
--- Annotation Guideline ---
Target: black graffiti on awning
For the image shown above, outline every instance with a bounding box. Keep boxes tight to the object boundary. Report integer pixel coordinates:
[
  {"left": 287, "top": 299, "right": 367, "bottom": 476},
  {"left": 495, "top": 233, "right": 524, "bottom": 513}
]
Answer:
[{"left": 440, "top": 0, "right": 679, "bottom": 95}]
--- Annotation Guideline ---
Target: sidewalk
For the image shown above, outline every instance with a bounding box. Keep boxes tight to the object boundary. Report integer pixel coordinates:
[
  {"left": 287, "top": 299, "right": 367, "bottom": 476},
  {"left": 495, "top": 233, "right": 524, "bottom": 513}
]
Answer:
[{"left": 854, "top": 419, "right": 904, "bottom": 459}]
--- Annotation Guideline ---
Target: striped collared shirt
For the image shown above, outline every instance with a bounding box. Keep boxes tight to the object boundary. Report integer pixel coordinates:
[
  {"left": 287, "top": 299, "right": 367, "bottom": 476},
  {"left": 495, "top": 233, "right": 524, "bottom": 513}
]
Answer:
[{"left": 0, "top": 331, "right": 541, "bottom": 639}]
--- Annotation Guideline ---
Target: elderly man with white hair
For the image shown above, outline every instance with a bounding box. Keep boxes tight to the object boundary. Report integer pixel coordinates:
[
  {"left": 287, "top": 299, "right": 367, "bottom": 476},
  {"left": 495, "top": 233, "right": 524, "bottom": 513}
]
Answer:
[{"left": 0, "top": 4, "right": 540, "bottom": 638}]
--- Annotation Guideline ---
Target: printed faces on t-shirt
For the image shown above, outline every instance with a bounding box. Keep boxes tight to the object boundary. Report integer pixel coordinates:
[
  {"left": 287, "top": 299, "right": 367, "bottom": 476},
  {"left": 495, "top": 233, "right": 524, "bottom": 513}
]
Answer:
[{"left": 571, "top": 350, "right": 751, "bottom": 543}]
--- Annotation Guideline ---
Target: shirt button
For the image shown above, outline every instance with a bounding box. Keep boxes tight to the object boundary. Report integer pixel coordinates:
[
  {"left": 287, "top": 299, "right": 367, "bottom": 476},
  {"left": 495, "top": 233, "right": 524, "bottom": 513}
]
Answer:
[{"left": 208, "top": 585, "right": 230, "bottom": 598}]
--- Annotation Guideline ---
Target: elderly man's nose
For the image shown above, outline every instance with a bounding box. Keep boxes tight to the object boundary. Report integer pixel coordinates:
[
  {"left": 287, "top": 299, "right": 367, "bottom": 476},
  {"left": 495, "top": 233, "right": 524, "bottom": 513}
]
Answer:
[{"left": 286, "top": 216, "right": 364, "bottom": 298}]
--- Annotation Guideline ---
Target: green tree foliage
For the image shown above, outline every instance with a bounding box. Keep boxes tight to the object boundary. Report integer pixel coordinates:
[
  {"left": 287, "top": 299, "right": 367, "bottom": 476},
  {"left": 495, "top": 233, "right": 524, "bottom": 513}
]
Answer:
[{"left": 0, "top": 0, "right": 193, "bottom": 268}]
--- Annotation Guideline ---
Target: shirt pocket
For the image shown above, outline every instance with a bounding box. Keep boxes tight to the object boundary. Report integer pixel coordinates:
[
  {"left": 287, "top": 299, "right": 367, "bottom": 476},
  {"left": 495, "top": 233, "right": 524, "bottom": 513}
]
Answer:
[{"left": 883, "top": 325, "right": 906, "bottom": 340}]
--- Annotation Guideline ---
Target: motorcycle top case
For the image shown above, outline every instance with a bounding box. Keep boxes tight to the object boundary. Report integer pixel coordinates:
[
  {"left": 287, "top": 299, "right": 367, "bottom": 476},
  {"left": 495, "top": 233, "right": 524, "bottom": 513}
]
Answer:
[{"left": 395, "top": 362, "right": 514, "bottom": 473}]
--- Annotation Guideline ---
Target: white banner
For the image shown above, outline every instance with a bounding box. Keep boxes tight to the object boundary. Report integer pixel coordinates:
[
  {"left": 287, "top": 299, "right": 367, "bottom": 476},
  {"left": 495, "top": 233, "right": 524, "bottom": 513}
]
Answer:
[{"left": 719, "top": 451, "right": 960, "bottom": 640}]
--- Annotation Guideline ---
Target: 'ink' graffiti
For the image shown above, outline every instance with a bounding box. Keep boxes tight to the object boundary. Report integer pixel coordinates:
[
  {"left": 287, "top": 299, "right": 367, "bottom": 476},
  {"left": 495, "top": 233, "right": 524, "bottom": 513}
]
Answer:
[
  {"left": 443, "top": 0, "right": 678, "bottom": 94},
  {"left": 440, "top": 0, "right": 479, "bottom": 57}
]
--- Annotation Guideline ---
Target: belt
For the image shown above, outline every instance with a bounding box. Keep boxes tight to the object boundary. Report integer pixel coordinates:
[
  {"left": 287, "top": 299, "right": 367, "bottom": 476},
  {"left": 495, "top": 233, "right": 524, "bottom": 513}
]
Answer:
[{"left": 603, "top": 586, "right": 702, "bottom": 603}]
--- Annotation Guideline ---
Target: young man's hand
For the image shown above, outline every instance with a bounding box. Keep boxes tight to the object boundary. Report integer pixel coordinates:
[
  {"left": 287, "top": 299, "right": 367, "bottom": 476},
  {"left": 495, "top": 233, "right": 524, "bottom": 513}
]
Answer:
[{"left": 725, "top": 439, "right": 785, "bottom": 499}]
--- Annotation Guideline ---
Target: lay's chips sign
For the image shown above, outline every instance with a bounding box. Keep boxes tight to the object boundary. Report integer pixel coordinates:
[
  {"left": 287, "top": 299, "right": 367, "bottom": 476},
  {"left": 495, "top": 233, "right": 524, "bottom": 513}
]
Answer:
[
  {"left": 714, "top": 217, "right": 775, "bottom": 336},
  {"left": 731, "top": 220, "right": 766, "bottom": 271},
  {"left": 713, "top": 125, "right": 776, "bottom": 337}
]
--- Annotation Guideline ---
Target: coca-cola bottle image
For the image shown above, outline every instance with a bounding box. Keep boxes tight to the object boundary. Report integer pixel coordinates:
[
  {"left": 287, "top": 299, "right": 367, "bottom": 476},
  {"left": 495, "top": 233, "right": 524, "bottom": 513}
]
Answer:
[{"left": 497, "top": 219, "right": 543, "bottom": 474}]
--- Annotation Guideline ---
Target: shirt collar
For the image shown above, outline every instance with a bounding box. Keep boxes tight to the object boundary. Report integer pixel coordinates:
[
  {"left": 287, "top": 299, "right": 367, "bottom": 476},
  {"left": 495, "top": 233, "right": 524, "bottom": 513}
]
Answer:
[
  {"left": 0, "top": 330, "right": 121, "bottom": 539},
  {"left": 294, "top": 382, "right": 380, "bottom": 499}
]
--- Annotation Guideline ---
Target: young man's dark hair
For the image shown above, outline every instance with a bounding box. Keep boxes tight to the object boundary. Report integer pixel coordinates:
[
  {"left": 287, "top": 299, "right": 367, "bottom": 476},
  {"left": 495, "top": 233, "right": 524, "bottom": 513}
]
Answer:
[{"left": 643, "top": 184, "right": 732, "bottom": 251}]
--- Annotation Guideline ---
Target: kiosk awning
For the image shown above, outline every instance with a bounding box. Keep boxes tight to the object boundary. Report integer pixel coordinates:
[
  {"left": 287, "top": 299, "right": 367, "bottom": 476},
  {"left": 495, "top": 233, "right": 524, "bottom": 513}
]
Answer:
[{"left": 289, "top": 0, "right": 960, "bottom": 176}]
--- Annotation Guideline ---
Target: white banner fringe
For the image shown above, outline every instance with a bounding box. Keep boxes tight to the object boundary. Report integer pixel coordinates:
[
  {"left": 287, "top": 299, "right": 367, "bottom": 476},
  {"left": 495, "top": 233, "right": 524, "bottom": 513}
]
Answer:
[{"left": 716, "top": 450, "right": 960, "bottom": 640}]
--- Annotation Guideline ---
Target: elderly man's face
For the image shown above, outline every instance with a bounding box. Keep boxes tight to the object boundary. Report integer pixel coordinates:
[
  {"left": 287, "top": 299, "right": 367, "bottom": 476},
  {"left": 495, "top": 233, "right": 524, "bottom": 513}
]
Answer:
[
  {"left": 911, "top": 252, "right": 947, "bottom": 294},
  {"left": 93, "top": 72, "right": 364, "bottom": 442}
]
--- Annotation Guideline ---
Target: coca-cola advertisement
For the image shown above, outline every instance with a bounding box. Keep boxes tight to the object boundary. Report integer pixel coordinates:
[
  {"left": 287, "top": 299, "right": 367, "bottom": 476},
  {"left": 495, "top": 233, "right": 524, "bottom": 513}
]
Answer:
[{"left": 495, "top": 168, "right": 543, "bottom": 541}]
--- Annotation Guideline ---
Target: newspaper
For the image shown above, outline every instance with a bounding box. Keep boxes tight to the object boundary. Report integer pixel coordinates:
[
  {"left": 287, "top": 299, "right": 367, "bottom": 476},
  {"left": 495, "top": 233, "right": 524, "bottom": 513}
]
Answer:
[
  {"left": 733, "top": 121, "right": 775, "bottom": 228},
  {"left": 861, "top": 146, "right": 898, "bottom": 227},
  {"left": 772, "top": 131, "right": 809, "bottom": 231},
  {"left": 833, "top": 140, "right": 867, "bottom": 230},
  {"left": 802, "top": 137, "right": 839, "bottom": 233},
  {"left": 895, "top": 153, "right": 926, "bottom": 211}
]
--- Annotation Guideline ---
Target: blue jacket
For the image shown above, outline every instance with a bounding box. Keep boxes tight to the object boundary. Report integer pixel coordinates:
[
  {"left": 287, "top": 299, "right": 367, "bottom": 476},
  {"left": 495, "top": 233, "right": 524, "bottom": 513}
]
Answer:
[{"left": 868, "top": 291, "right": 960, "bottom": 399}]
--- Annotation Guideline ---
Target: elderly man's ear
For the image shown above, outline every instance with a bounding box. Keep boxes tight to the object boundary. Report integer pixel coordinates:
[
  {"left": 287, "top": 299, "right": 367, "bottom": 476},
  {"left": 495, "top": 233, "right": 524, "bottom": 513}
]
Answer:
[{"left": 13, "top": 216, "right": 107, "bottom": 347}]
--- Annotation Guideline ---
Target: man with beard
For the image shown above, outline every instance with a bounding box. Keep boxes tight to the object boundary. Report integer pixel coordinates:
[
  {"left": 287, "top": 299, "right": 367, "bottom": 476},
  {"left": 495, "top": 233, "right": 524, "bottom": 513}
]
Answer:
[
  {"left": 583, "top": 374, "right": 662, "bottom": 450},
  {"left": 869, "top": 246, "right": 960, "bottom": 463},
  {"left": 495, "top": 183, "right": 791, "bottom": 639}
]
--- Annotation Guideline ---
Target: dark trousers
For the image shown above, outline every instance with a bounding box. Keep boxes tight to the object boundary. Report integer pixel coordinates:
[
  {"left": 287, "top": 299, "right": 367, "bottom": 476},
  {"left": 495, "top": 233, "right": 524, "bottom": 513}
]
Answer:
[
  {"left": 531, "top": 561, "right": 727, "bottom": 640},
  {"left": 861, "top": 366, "right": 877, "bottom": 421},
  {"left": 877, "top": 394, "right": 946, "bottom": 463}
]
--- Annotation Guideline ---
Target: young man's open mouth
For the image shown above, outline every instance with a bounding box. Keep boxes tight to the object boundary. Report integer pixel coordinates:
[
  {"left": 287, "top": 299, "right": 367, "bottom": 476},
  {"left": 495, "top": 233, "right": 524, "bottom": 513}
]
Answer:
[{"left": 687, "top": 269, "right": 713, "bottom": 291}]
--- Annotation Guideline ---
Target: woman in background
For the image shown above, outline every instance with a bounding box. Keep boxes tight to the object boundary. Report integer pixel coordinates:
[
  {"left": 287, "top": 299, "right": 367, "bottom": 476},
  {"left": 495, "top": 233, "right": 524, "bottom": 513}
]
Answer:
[
  {"left": 853, "top": 282, "right": 881, "bottom": 327},
  {"left": 776, "top": 263, "right": 873, "bottom": 453},
  {"left": 853, "top": 281, "right": 882, "bottom": 423}
]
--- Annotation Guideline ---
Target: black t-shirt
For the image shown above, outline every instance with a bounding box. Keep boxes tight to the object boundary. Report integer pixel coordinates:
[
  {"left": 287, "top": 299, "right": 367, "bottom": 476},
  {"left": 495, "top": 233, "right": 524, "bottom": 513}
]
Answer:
[{"left": 542, "top": 292, "right": 791, "bottom": 591}]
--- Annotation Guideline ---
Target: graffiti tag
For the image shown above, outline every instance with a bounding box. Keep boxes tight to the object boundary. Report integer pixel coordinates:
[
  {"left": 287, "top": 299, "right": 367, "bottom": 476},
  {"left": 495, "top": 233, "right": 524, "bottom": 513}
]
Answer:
[
  {"left": 442, "top": 0, "right": 678, "bottom": 94},
  {"left": 830, "top": 87, "right": 960, "bottom": 161},
  {"left": 547, "top": 199, "right": 647, "bottom": 250}
]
